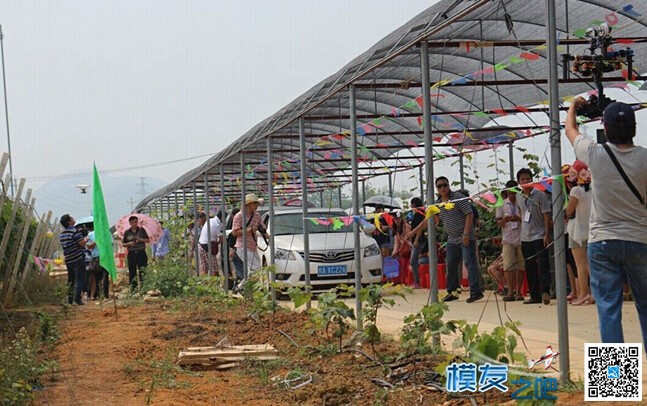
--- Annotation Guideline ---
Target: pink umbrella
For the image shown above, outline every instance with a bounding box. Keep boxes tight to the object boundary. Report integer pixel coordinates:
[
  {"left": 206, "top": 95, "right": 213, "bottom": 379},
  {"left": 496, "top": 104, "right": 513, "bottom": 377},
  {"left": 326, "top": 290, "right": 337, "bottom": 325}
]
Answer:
[{"left": 114, "top": 213, "right": 164, "bottom": 244}]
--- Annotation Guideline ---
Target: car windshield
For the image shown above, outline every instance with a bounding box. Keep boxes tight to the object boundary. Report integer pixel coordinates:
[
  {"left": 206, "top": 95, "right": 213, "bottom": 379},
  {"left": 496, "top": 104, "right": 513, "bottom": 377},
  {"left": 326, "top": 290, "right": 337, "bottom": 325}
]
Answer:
[{"left": 272, "top": 212, "right": 350, "bottom": 236}]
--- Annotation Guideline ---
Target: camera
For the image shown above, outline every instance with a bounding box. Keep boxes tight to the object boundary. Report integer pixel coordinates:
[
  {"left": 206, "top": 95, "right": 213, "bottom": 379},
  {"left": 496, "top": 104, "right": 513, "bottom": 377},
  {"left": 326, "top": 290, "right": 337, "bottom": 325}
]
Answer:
[{"left": 575, "top": 94, "right": 613, "bottom": 120}]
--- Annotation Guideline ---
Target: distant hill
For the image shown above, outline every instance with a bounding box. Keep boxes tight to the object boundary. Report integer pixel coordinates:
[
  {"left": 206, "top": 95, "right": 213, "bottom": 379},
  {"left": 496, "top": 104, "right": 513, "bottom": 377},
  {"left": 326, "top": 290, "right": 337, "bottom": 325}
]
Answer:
[{"left": 32, "top": 174, "right": 167, "bottom": 226}]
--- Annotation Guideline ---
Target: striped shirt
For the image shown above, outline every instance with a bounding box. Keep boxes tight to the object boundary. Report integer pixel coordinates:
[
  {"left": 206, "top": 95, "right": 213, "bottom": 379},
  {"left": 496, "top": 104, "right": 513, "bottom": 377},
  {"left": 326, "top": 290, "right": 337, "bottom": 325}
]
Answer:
[
  {"left": 59, "top": 227, "right": 85, "bottom": 263},
  {"left": 437, "top": 191, "right": 475, "bottom": 244}
]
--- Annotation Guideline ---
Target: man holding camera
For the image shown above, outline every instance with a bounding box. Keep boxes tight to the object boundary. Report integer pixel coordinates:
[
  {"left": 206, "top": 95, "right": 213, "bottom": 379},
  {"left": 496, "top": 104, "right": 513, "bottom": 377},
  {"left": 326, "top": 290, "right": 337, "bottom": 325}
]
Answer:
[
  {"left": 566, "top": 97, "right": 647, "bottom": 348},
  {"left": 232, "top": 193, "right": 269, "bottom": 281},
  {"left": 122, "top": 215, "right": 150, "bottom": 291}
]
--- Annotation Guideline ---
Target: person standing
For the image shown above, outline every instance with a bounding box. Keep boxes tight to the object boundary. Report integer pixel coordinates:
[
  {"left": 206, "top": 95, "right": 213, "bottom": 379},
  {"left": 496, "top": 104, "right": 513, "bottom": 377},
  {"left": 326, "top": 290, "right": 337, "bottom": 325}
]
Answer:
[
  {"left": 565, "top": 160, "right": 593, "bottom": 306},
  {"left": 496, "top": 180, "right": 525, "bottom": 301},
  {"left": 59, "top": 214, "right": 88, "bottom": 305},
  {"left": 122, "top": 216, "right": 150, "bottom": 290},
  {"left": 566, "top": 97, "right": 647, "bottom": 347},
  {"left": 199, "top": 214, "right": 223, "bottom": 275},
  {"left": 232, "top": 193, "right": 269, "bottom": 280},
  {"left": 87, "top": 227, "right": 109, "bottom": 300},
  {"left": 407, "top": 197, "right": 426, "bottom": 289},
  {"left": 517, "top": 168, "right": 552, "bottom": 305},
  {"left": 152, "top": 221, "right": 171, "bottom": 261},
  {"left": 435, "top": 176, "right": 483, "bottom": 303}
]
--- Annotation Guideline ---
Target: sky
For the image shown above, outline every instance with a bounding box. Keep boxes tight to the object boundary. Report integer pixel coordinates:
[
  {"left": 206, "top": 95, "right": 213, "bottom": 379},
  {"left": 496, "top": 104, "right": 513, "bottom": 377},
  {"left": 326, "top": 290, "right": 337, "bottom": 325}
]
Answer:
[
  {"left": 0, "top": 0, "right": 434, "bottom": 210},
  {"left": 2, "top": 0, "right": 647, "bottom": 218}
]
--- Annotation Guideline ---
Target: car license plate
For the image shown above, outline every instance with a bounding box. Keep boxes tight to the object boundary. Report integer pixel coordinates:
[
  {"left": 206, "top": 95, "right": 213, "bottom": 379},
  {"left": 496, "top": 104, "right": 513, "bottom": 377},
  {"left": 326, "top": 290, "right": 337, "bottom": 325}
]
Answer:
[{"left": 317, "top": 265, "right": 347, "bottom": 276}]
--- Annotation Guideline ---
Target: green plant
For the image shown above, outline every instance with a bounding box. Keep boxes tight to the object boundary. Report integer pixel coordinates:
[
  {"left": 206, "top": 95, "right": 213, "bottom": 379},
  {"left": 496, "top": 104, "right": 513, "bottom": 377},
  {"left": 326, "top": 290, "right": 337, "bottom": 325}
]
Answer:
[
  {"left": 286, "top": 285, "right": 312, "bottom": 310},
  {"left": 453, "top": 321, "right": 526, "bottom": 365},
  {"left": 400, "top": 302, "right": 459, "bottom": 357},
  {"left": 182, "top": 275, "right": 233, "bottom": 304},
  {"left": 35, "top": 311, "right": 60, "bottom": 347},
  {"left": 309, "top": 286, "right": 356, "bottom": 353},
  {"left": 240, "top": 267, "right": 277, "bottom": 318},
  {"left": 141, "top": 262, "right": 190, "bottom": 298},
  {"left": 358, "top": 283, "right": 407, "bottom": 355},
  {"left": 0, "top": 328, "right": 57, "bottom": 405}
]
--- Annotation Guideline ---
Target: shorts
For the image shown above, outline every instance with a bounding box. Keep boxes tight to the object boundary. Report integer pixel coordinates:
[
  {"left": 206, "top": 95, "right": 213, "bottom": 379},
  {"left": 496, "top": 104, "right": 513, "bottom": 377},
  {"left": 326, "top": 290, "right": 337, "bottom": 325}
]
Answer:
[
  {"left": 501, "top": 243, "right": 525, "bottom": 272},
  {"left": 569, "top": 237, "right": 587, "bottom": 249}
]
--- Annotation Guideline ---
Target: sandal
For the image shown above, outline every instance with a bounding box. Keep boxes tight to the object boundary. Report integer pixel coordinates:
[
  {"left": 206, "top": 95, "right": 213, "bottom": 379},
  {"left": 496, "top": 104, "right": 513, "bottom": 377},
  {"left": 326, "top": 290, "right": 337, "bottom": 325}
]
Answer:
[{"left": 566, "top": 292, "right": 577, "bottom": 301}]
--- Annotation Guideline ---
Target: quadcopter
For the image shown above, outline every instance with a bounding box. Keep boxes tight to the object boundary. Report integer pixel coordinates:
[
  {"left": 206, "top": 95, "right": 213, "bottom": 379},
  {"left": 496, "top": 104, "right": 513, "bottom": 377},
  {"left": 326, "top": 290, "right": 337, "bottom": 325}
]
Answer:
[{"left": 74, "top": 184, "right": 90, "bottom": 194}]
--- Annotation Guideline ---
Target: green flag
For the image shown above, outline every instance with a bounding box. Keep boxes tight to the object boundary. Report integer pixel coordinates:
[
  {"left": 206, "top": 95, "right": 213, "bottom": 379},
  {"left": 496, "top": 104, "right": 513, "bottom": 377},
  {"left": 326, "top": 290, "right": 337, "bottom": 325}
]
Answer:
[{"left": 92, "top": 164, "right": 117, "bottom": 281}]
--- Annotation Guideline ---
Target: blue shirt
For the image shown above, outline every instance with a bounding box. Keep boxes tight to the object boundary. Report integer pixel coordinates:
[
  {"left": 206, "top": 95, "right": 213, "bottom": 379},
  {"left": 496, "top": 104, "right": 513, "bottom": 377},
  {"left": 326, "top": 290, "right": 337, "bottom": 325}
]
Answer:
[
  {"left": 152, "top": 228, "right": 171, "bottom": 257},
  {"left": 88, "top": 231, "right": 99, "bottom": 258}
]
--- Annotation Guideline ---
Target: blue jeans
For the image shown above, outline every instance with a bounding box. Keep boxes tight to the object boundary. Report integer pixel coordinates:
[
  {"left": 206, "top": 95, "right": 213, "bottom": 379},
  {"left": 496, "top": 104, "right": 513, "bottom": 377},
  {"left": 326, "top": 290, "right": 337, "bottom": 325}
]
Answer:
[
  {"left": 410, "top": 241, "right": 424, "bottom": 285},
  {"left": 588, "top": 240, "right": 647, "bottom": 348},
  {"left": 232, "top": 252, "right": 244, "bottom": 281},
  {"left": 446, "top": 240, "right": 481, "bottom": 296}
]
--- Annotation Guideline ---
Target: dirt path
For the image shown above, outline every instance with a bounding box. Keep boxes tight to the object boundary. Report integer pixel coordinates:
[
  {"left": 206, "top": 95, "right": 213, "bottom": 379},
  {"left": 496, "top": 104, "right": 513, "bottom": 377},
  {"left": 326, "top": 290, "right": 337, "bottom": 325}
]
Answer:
[{"left": 37, "top": 299, "right": 595, "bottom": 406}]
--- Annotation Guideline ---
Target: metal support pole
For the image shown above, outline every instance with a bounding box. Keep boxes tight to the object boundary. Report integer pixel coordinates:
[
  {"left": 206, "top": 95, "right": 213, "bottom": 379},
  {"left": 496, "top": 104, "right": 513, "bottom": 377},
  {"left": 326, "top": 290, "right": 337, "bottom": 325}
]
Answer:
[
  {"left": 192, "top": 183, "right": 200, "bottom": 277},
  {"left": 388, "top": 172, "right": 393, "bottom": 198},
  {"left": 204, "top": 175, "right": 213, "bottom": 276},
  {"left": 266, "top": 137, "right": 276, "bottom": 304},
  {"left": 338, "top": 187, "right": 343, "bottom": 208},
  {"left": 361, "top": 180, "right": 366, "bottom": 215},
  {"left": 219, "top": 165, "right": 229, "bottom": 291},
  {"left": 350, "top": 85, "right": 363, "bottom": 330},
  {"left": 421, "top": 41, "right": 439, "bottom": 346},
  {"left": 546, "top": 0, "right": 570, "bottom": 383},
  {"left": 459, "top": 155, "right": 465, "bottom": 189},
  {"left": 0, "top": 26, "right": 14, "bottom": 196},
  {"left": 509, "top": 142, "right": 515, "bottom": 180},
  {"left": 240, "top": 154, "right": 248, "bottom": 280},
  {"left": 319, "top": 190, "right": 324, "bottom": 207},
  {"left": 419, "top": 165, "right": 424, "bottom": 201},
  {"left": 299, "top": 118, "right": 312, "bottom": 310}
]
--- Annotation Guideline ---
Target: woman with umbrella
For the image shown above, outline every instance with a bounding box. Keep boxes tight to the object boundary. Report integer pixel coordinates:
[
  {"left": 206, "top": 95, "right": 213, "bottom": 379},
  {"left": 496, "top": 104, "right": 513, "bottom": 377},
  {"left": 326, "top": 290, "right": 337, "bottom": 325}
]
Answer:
[{"left": 122, "top": 215, "right": 150, "bottom": 291}]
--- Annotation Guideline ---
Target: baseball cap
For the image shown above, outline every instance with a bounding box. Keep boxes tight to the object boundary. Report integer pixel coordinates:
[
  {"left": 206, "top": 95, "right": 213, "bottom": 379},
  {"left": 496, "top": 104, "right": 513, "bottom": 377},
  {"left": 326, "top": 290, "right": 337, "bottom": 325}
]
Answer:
[{"left": 602, "top": 102, "right": 635, "bottom": 127}]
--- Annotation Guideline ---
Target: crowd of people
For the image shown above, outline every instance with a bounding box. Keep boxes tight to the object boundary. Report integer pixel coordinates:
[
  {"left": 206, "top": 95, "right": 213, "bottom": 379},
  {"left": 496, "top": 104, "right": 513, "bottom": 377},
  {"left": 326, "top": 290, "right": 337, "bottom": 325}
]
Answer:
[{"left": 57, "top": 100, "right": 645, "bottom": 349}]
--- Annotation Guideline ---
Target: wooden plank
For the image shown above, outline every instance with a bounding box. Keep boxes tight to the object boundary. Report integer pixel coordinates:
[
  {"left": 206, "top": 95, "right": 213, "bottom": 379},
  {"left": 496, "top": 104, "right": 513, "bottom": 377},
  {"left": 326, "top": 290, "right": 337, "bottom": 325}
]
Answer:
[
  {"left": 184, "top": 344, "right": 276, "bottom": 352},
  {"left": 21, "top": 212, "right": 47, "bottom": 284},
  {"left": 0, "top": 179, "right": 25, "bottom": 303},
  {"left": 177, "top": 344, "right": 279, "bottom": 367},
  {"left": 4, "top": 193, "right": 34, "bottom": 305}
]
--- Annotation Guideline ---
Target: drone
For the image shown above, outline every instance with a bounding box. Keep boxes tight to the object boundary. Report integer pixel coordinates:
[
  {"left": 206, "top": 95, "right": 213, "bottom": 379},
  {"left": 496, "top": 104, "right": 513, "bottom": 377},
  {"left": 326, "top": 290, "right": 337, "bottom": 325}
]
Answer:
[{"left": 75, "top": 184, "right": 90, "bottom": 194}]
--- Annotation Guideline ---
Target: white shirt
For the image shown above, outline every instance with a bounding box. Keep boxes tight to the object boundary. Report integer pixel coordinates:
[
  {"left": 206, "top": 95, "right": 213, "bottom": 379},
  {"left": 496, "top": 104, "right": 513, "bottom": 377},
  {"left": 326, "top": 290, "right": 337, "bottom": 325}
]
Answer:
[
  {"left": 199, "top": 217, "right": 222, "bottom": 244},
  {"left": 567, "top": 185, "right": 592, "bottom": 243},
  {"left": 495, "top": 198, "right": 521, "bottom": 246}
]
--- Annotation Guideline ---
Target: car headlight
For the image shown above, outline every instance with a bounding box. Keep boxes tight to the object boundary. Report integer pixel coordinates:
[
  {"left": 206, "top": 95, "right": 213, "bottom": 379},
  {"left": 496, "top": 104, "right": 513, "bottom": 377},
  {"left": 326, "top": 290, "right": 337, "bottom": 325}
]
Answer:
[
  {"left": 363, "top": 244, "right": 380, "bottom": 257},
  {"left": 275, "top": 248, "right": 296, "bottom": 261}
]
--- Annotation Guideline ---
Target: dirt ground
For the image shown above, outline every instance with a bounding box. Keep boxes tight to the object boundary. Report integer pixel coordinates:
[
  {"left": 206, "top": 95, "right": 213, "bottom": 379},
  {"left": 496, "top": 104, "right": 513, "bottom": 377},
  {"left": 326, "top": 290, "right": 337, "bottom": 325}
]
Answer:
[{"left": 35, "top": 299, "right": 590, "bottom": 406}]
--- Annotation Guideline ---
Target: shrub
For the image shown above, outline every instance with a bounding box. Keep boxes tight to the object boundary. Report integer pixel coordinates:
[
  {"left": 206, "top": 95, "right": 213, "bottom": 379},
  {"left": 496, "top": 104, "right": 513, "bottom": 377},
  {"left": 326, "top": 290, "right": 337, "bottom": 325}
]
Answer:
[{"left": 141, "top": 263, "right": 190, "bottom": 298}]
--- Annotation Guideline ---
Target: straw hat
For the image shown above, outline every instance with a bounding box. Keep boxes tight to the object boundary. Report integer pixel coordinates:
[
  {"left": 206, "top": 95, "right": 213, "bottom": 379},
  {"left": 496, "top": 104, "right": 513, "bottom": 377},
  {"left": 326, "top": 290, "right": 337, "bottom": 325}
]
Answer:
[{"left": 245, "top": 193, "right": 260, "bottom": 205}]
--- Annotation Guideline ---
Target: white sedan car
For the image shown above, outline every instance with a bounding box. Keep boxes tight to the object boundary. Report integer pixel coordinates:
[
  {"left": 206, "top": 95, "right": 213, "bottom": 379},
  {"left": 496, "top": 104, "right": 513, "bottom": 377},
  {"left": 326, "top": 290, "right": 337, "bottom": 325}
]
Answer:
[{"left": 258, "top": 208, "right": 383, "bottom": 291}]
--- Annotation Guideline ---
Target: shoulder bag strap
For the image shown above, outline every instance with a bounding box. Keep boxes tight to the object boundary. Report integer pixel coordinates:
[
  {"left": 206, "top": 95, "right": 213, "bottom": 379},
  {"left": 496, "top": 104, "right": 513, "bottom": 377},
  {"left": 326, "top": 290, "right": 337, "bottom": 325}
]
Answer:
[{"left": 602, "top": 143, "right": 646, "bottom": 206}]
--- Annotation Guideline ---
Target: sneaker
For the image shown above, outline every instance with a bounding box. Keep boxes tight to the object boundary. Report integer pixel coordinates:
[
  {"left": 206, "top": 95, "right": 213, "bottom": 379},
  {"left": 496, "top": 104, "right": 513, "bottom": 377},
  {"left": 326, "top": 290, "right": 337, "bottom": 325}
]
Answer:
[
  {"left": 515, "top": 294, "right": 524, "bottom": 301},
  {"left": 73, "top": 301, "right": 85, "bottom": 306},
  {"left": 466, "top": 293, "right": 484, "bottom": 303},
  {"left": 542, "top": 292, "right": 551, "bottom": 305},
  {"left": 442, "top": 292, "right": 459, "bottom": 302},
  {"left": 500, "top": 288, "right": 510, "bottom": 296},
  {"left": 456, "top": 287, "right": 462, "bottom": 294},
  {"left": 502, "top": 294, "right": 515, "bottom": 302},
  {"left": 413, "top": 283, "right": 421, "bottom": 289},
  {"left": 523, "top": 297, "right": 542, "bottom": 304}
]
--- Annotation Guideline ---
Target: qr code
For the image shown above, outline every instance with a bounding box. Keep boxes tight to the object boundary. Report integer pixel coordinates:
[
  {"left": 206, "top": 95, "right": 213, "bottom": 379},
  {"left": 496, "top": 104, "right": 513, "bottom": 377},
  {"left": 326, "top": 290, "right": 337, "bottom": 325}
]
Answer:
[{"left": 585, "top": 343, "right": 642, "bottom": 401}]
